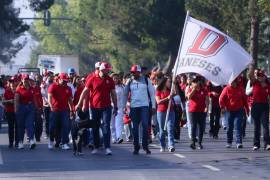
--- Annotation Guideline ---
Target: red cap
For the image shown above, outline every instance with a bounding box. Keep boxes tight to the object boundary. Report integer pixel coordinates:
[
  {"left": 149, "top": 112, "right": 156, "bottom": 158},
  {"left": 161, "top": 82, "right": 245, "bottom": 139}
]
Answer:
[
  {"left": 99, "top": 62, "right": 112, "bottom": 71},
  {"left": 21, "top": 74, "right": 29, "bottom": 80},
  {"left": 9, "top": 76, "right": 16, "bottom": 82},
  {"left": 58, "top": 73, "right": 69, "bottom": 81},
  {"left": 130, "top": 65, "right": 142, "bottom": 73}
]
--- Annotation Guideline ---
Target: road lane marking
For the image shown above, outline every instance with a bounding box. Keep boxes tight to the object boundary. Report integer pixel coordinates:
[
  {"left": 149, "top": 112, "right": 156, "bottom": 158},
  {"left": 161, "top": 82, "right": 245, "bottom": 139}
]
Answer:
[
  {"left": 173, "top": 153, "right": 186, "bottom": 159},
  {"left": 202, "top": 165, "right": 220, "bottom": 172},
  {"left": 149, "top": 144, "right": 159, "bottom": 148},
  {"left": 0, "top": 149, "right": 3, "bottom": 165}
]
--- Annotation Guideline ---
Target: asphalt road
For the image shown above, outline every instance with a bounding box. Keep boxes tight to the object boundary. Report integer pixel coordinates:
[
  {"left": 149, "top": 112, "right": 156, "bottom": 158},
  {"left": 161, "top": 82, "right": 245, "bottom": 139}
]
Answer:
[{"left": 0, "top": 122, "right": 270, "bottom": 180}]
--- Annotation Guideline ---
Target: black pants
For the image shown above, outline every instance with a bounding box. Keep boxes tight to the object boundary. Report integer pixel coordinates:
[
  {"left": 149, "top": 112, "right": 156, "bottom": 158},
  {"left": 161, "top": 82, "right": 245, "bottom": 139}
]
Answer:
[
  {"left": 6, "top": 112, "right": 18, "bottom": 146},
  {"left": 43, "top": 106, "right": 50, "bottom": 136},
  {"left": 209, "top": 107, "right": 221, "bottom": 137},
  {"left": 174, "top": 104, "right": 182, "bottom": 140},
  {"left": 190, "top": 112, "right": 206, "bottom": 144},
  {"left": 242, "top": 113, "right": 247, "bottom": 137},
  {"left": 251, "top": 103, "right": 270, "bottom": 148},
  {"left": 35, "top": 109, "right": 43, "bottom": 141}
]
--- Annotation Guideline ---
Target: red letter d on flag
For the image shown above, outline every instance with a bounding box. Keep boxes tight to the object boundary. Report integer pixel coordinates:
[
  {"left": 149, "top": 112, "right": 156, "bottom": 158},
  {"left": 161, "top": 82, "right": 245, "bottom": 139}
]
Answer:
[{"left": 187, "top": 28, "right": 228, "bottom": 57}]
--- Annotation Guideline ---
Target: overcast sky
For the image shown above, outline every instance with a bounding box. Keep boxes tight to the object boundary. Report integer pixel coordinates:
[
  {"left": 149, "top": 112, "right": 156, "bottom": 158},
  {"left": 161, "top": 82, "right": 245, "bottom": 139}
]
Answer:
[{"left": 12, "top": 0, "right": 36, "bottom": 65}]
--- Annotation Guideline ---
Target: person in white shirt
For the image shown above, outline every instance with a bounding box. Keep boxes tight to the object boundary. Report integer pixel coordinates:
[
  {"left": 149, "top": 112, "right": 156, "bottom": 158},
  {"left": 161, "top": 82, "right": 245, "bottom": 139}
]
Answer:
[
  {"left": 123, "top": 65, "right": 156, "bottom": 155},
  {"left": 111, "top": 73, "right": 125, "bottom": 144}
]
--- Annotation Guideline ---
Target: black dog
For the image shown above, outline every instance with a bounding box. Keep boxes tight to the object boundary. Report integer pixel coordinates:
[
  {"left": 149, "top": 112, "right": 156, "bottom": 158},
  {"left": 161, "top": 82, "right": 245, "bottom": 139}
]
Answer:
[{"left": 71, "top": 111, "right": 97, "bottom": 156}]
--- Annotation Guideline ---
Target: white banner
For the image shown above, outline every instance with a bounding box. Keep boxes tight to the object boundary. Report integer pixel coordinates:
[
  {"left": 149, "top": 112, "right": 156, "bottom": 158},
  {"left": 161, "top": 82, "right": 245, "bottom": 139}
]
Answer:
[{"left": 174, "top": 16, "right": 252, "bottom": 85}]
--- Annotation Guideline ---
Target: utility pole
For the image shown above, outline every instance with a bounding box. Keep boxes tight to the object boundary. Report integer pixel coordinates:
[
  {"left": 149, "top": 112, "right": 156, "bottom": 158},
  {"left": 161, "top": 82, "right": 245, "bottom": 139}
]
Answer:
[{"left": 18, "top": 10, "right": 72, "bottom": 26}]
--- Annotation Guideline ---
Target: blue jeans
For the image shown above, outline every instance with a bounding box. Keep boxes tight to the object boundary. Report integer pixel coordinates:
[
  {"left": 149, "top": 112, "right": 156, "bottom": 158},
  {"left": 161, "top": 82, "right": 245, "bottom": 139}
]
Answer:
[
  {"left": 0, "top": 106, "right": 4, "bottom": 128},
  {"left": 227, "top": 109, "right": 243, "bottom": 144},
  {"left": 49, "top": 111, "right": 69, "bottom": 144},
  {"left": 185, "top": 101, "right": 192, "bottom": 138},
  {"left": 16, "top": 103, "right": 35, "bottom": 142},
  {"left": 91, "top": 107, "right": 112, "bottom": 149},
  {"left": 130, "top": 106, "right": 149, "bottom": 149},
  {"left": 157, "top": 111, "right": 175, "bottom": 148}
]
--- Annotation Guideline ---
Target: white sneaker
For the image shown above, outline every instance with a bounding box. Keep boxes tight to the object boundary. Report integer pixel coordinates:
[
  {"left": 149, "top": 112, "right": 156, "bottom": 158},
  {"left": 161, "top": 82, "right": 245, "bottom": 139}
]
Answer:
[
  {"left": 91, "top": 148, "right": 98, "bottom": 154},
  {"left": 18, "top": 142, "right": 24, "bottom": 149},
  {"left": 48, "top": 141, "right": 54, "bottom": 150},
  {"left": 226, "top": 144, "right": 232, "bottom": 148},
  {"left": 253, "top": 146, "right": 259, "bottom": 151},
  {"left": 105, "top": 148, "right": 112, "bottom": 155},
  {"left": 29, "top": 140, "right": 36, "bottom": 149},
  {"left": 236, "top": 144, "right": 243, "bottom": 149},
  {"left": 168, "top": 147, "right": 175, "bottom": 153},
  {"left": 62, "top": 144, "right": 71, "bottom": 150},
  {"left": 160, "top": 147, "right": 166, "bottom": 152}
]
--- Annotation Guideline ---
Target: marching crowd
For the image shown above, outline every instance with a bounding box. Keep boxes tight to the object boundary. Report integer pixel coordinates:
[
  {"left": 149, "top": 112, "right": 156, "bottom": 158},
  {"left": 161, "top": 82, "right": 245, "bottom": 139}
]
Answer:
[{"left": 0, "top": 62, "right": 270, "bottom": 156}]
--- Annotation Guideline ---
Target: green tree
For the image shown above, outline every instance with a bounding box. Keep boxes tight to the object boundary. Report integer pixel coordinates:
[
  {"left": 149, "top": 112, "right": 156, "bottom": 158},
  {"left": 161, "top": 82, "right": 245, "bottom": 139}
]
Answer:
[{"left": 0, "top": 0, "right": 54, "bottom": 64}]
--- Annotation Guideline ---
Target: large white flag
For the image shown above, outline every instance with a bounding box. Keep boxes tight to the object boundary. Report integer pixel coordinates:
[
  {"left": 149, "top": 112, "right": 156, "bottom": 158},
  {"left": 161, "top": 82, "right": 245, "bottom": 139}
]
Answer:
[{"left": 174, "top": 16, "right": 252, "bottom": 85}]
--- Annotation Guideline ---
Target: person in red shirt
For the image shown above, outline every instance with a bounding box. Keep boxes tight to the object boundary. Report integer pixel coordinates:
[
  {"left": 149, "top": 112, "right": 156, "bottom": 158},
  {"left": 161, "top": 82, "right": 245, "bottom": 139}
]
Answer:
[
  {"left": 29, "top": 76, "right": 43, "bottom": 142},
  {"left": 73, "top": 77, "right": 85, "bottom": 106},
  {"left": 248, "top": 66, "right": 270, "bottom": 151},
  {"left": 155, "top": 76, "right": 176, "bottom": 153},
  {"left": 48, "top": 73, "right": 74, "bottom": 150},
  {"left": 219, "top": 76, "right": 249, "bottom": 149},
  {"left": 187, "top": 76, "right": 209, "bottom": 150},
  {"left": 76, "top": 62, "right": 117, "bottom": 155},
  {"left": 14, "top": 74, "right": 37, "bottom": 150},
  {"left": 3, "top": 77, "right": 18, "bottom": 148},
  {"left": 207, "top": 81, "right": 223, "bottom": 139}
]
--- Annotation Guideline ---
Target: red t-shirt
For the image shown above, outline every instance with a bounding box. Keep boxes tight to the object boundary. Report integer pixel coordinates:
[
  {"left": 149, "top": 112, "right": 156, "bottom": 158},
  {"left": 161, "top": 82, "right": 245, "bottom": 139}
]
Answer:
[
  {"left": 179, "top": 83, "right": 186, "bottom": 91},
  {"left": 4, "top": 88, "right": 15, "bottom": 112},
  {"left": 85, "top": 75, "right": 115, "bottom": 108},
  {"left": 16, "top": 86, "right": 34, "bottom": 105},
  {"left": 156, "top": 89, "right": 173, "bottom": 112},
  {"left": 252, "top": 82, "right": 270, "bottom": 104},
  {"left": 188, "top": 87, "right": 208, "bottom": 112},
  {"left": 219, "top": 85, "right": 248, "bottom": 111},
  {"left": 33, "top": 86, "right": 43, "bottom": 108},
  {"left": 48, "top": 83, "right": 72, "bottom": 112}
]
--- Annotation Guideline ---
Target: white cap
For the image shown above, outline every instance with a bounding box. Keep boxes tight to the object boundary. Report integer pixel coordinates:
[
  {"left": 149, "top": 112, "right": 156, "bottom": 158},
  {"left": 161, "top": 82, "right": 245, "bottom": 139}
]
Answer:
[{"left": 95, "top": 62, "right": 101, "bottom": 69}]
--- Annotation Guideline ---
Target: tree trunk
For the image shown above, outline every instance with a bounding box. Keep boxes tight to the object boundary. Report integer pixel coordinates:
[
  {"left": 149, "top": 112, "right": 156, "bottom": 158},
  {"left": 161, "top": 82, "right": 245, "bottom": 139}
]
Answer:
[
  {"left": 267, "top": 12, "right": 270, "bottom": 74},
  {"left": 249, "top": 0, "right": 259, "bottom": 66}
]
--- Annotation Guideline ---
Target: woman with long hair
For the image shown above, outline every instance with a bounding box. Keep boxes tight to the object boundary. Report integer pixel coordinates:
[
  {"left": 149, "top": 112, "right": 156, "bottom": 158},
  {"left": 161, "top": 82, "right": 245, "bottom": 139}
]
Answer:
[
  {"left": 187, "top": 76, "right": 209, "bottom": 150},
  {"left": 155, "top": 76, "right": 176, "bottom": 152},
  {"left": 248, "top": 67, "right": 270, "bottom": 151},
  {"left": 15, "top": 74, "right": 37, "bottom": 149},
  {"left": 3, "top": 77, "right": 18, "bottom": 148}
]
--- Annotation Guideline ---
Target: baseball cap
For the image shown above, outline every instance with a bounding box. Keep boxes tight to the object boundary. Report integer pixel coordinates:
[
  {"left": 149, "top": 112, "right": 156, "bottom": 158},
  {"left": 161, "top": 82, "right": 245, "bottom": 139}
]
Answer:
[
  {"left": 68, "top": 68, "right": 76, "bottom": 74},
  {"left": 21, "top": 74, "right": 29, "bottom": 80},
  {"left": 130, "top": 65, "right": 142, "bottom": 73},
  {"left": 95, "top": 62, "right": 102, "bottom": 69},
  {"left": 99, "top": 62, "right": 112, "bottom": 71},
  {"left": 58, "top": 73, "right": 69, "bottom": 82}
]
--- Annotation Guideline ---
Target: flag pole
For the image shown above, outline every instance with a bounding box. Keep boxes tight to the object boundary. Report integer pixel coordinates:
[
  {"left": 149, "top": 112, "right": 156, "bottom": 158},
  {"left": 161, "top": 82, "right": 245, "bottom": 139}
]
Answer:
[{"left": 164, "top": 10, "right": 190, "bottom": 131}]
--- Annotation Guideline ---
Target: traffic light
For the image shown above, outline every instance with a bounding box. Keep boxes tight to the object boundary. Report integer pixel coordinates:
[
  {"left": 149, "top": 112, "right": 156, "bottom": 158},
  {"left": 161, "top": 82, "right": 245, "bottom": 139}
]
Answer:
[{"left": 44, "top": 10, "right": 51, "bottom": 26}]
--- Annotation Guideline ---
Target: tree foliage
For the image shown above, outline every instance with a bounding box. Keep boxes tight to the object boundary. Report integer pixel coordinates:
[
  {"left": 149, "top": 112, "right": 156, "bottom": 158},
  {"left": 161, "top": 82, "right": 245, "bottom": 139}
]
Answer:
[
  {"left": 0, "top": 0, "right": 54, "bottom": 64},
  {"left": 31, "top": 0, "right": 186, "bottom": 73},
  {"left": 186, "top": 0, "right": 269, "bottom": 68},
  {"left": 31, "top": 0, "right": 270, "bottom": 73}
]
